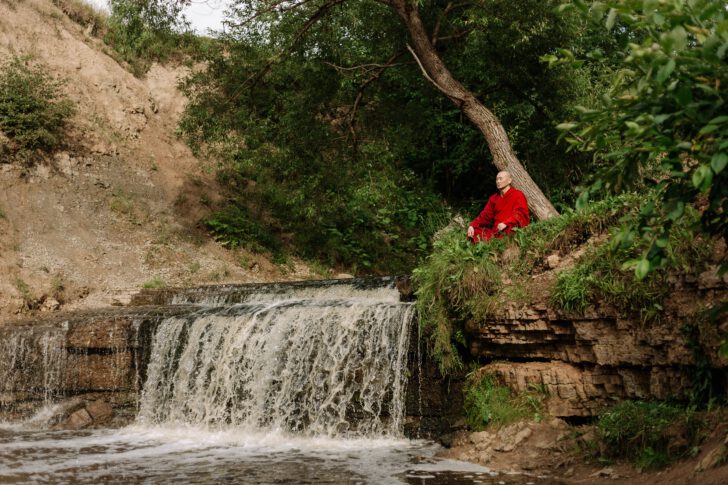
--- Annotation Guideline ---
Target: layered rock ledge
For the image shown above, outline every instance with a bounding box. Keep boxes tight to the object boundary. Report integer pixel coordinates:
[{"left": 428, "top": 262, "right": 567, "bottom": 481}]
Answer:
[{"left": 466, "top": 271, "right": 728, "bottom": 416}]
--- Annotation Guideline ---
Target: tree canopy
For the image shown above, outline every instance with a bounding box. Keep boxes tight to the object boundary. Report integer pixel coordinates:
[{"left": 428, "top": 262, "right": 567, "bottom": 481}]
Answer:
[{"left": 179, "top": 0, "right": 603, "bottom": 272}]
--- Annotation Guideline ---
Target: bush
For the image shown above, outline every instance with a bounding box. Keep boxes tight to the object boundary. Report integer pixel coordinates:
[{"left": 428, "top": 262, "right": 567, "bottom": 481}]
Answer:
[
  {"left": 142, "top": 277, "right": 166, "bottom": 289},
  {"left": 104, "top": 0, "right": 202, "bottom": 76},
  {"left": 464, "top": 374, "right": 545, "bottom": 430},
  {"left": 551, "top": 201, "right": 712, "bottom": 319},
  {"left": 0, "top": 56, "right": 75, "bottom": 158},
  {"left": 204, "top": 204, "right": 281, "bottom": 255},
  {"left": 597, "top": 400, "right": 699, "bottom": 470}
]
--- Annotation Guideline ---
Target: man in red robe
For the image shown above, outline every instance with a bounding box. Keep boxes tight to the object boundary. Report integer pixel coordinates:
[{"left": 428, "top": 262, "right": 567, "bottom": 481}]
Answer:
[{"left": 467, "top": 171, "right": 530, "bottom": 242}]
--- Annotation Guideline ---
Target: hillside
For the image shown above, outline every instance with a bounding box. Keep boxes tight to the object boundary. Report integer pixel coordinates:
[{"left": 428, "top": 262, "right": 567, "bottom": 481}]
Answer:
[{"left": 0, "top": 0, "right": 318, "bottom": 322}]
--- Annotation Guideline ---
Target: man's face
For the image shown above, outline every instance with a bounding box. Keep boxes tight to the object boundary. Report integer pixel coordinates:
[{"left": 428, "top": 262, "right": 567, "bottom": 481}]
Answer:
[{"left": 495, "top": 172, "right": 511, "bottom": 190}]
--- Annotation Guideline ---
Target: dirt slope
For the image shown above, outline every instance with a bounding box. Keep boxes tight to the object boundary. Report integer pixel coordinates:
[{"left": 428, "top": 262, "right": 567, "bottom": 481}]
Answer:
[{"left": 0, "top": 0, "right": 318, "bottom": 322}]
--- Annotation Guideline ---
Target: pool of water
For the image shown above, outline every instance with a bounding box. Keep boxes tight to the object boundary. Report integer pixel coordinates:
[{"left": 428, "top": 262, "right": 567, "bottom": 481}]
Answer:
[{"left": 0, "top": 425, "right": 544, "bottom": 484}]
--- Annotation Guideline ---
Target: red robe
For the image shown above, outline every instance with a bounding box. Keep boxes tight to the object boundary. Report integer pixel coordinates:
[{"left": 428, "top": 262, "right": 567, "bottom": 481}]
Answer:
[{"left": 469, "top": 187, "right": 530, "bottom": 242}]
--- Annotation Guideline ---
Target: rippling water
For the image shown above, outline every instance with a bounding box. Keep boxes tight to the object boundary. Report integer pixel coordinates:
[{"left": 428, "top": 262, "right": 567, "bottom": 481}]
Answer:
[{"left": 0, "top": 425, "right": 544, "bottom": 484}]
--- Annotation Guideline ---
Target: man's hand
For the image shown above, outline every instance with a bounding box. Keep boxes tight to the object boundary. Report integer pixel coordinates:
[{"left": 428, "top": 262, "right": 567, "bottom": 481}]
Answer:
[
  {"left": 497, "top": 222, "right": 507, "bottom": 232},
  {"left": 467, "top": 226, "right": 475, "bottom": 238}
]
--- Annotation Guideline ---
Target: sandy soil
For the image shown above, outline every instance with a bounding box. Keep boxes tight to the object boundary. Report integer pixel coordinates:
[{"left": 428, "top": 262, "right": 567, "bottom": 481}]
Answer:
[{"left": 0, "top": 0, "right": 321, "bottom": 322}]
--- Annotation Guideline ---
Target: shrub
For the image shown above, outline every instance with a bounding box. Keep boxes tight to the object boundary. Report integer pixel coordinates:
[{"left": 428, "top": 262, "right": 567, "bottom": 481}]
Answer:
[
  {"left": 204, "top": 204, "right": 281, "bottom": 255},
  {"left": 597, "top": 400, "right": 699, "bottom": 470},
  {"left": 104, "top": 0, "right": 202, "bottom": 76},
  {"left": 551, "top": 202, "right": 711, "bottom": 319},
  {"left": 142, "top": 277, "right": 166, "bottom": 289},
  {"left": 0, "top": 56, "right": 75, "bottom": 158}
]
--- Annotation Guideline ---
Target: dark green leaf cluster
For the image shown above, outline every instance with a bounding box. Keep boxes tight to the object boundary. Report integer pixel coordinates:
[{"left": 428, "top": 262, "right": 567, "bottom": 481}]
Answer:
[
  {"left": 0, "top": 56, "right": 75, "bottom": 158},
  {"left": 554, "top": 0, "right": 728, "bottom": 278},
  {"left": 205, "top": 204, "right": 282, "bottom": 255}
]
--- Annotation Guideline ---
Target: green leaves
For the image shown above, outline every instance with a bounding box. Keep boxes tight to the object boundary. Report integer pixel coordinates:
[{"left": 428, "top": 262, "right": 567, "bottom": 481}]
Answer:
[
  {"left": 553, "top": 0, "right": 728, "bottom": 280},
  {"left": 655, "top": 58, "right": 675, "bottom": 84},
  {"left": 0, "top": 56, "right": 75, "bottom": 156},
  {"left": 711, "top": 153, "right": 728, "bottom": 174},
  {"left": 692, "top": 164, "right": 713, "bottom": 191}
]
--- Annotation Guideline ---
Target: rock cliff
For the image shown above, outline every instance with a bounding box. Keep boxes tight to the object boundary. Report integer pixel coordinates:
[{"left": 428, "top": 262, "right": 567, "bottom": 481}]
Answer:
[{"left": 467, "top": 268, "right": 727, "bottom": 417}]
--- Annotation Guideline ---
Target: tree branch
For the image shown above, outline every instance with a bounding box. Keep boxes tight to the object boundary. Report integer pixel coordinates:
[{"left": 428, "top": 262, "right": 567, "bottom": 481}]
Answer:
[
  {"left": 229, "top": 0, "right": 346, "bottom": 100},
  {"left": 405, "top": 44, "right": 466, "bottom": 105},
  {"left": 347, "top": 49, "right": 408, "bottom": 142}
]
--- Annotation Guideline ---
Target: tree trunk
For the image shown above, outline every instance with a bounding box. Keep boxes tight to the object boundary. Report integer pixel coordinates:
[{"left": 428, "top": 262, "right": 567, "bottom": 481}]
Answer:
[{"left": 389, "top": 0, "right": 558, "bottom": 220}]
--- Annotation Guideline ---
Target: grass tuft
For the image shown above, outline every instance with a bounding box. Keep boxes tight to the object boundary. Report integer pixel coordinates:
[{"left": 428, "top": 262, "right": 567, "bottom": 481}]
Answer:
[
  {"left": 142, "top": 277, "right": 166, "bottom": 289},
  {"left": 464, "top": 373, "right": 546, "bottom": 430}
]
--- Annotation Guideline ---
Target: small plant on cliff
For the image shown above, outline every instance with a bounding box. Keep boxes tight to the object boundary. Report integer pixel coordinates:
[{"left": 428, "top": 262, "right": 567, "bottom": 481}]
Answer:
[
  {"left": 464, "top": 373, "right": 545, "bottom": 430},
  {"left": 142, "top": 277, "right": 166, "bottom": 289},
  {"left": 0, "top": 56, "right": 75, "bottom": 160},
  {"left": 597, "top": 400, "right": 699, "bottom": 470},
  {"left": 105, "top": 0, "right": 202, "bottom": 76}
]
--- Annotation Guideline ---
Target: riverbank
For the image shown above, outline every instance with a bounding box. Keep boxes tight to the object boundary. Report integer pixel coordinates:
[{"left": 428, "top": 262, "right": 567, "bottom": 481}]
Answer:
[{"left": 439, "top": 415, "right": 728, "bottom": 484}]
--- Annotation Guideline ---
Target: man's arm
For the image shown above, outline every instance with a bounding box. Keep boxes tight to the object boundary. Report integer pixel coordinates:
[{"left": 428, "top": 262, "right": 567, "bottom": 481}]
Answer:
[{"left": 470, "top": 196, "right": 496, "bottom": 230}]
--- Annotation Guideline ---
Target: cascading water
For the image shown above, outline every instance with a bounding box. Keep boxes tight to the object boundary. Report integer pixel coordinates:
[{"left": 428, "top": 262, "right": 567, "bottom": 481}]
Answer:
[
  {"left": 0, "top": 324, "right": 68, "bottom": 408},
  {"left": 137, "top": 282, "right": 413, "bottom": 437},
  {"left": 0, "top": 278, "right": 499, "bottom": 484}
]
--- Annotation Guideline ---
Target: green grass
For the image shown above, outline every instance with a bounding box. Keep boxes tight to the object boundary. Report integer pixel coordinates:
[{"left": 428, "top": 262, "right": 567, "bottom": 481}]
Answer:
[
  {"left": 14, "top": 277, "right": 33, "bottom": 304},
  {"left": 142, "top": 277, "right": 166, "bottom": 289},
  {"left": 464, "top": 374, "right": 546, "bottom": 430},
  {"left": 597, "top": 400, "right": 699, "bottom": 470},
  {"left": 551, "top": 204, "right": 711, "bottom": 320}
]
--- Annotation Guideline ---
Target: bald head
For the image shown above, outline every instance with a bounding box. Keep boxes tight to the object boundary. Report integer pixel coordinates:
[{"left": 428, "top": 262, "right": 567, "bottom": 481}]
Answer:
[{"left": 495, "top": 171, "right": 513, "bottom": 193}]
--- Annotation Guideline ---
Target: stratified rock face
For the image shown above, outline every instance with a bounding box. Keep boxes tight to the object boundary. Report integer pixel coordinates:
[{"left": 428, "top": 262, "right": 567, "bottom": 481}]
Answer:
[
  {"left": 0, "top": 307, "right": 191, "bottom": 422},
  {"left": 468, "top": 276, "right": 728, "bottom": 417}
]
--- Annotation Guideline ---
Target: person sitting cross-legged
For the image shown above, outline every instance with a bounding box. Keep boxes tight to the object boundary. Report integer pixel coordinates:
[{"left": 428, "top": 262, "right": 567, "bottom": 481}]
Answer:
[{"left": 467, "top": 171, "right": 530, "bottom": 242}]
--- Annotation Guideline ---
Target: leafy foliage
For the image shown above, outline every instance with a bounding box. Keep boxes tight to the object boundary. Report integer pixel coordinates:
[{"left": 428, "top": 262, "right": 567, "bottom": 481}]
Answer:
[
  {"left": 551, "top": 200, "right": 711, "bottom": 319},
  {"left": 552, "top": 0, "right": 728, "bottom": 278},
  {"left": 205, "top": 204, "right": 281, "bottom": 255},
  {"left": 464, "top": 374, "right": 545, "bottom": 430},
  {"left": 597, "top": 400, "right": 699, "bottom": 470},
  {"left": 105, "top": 0, "right": 198, "bottom": 75},
  {"left": 0, "top": 56, "right": 75, "bottom": 159}
]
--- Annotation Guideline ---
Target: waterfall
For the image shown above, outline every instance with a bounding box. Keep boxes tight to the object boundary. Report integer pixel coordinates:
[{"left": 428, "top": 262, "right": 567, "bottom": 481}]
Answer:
[
  {"left": 137, "top": 281, "right": 414, "bottom": 438},
  {"left": 0, "top": 324, "right": 68, "bottom": 407}
]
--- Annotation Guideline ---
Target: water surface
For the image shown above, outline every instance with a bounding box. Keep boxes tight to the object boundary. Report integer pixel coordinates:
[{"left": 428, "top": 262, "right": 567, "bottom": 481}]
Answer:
[{"left": 0, "top": 425, "right": 543, "bottom": 484}]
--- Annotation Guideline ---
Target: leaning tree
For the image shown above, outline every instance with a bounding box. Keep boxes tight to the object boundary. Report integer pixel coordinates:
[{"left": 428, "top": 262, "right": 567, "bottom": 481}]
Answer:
[{"left": 220, "top": 0, "right": 560, "bottom": 220}]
